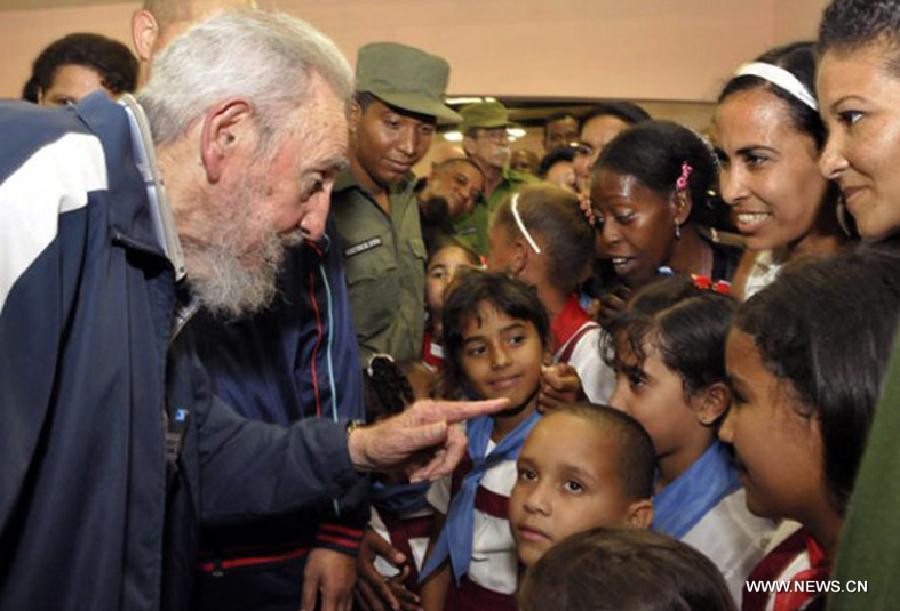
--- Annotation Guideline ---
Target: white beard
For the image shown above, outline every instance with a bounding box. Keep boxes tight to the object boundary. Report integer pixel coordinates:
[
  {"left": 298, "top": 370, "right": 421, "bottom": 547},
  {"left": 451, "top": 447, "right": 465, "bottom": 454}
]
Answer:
[{"left": 181, "top": 178, "right": 305, "bottom": 318}]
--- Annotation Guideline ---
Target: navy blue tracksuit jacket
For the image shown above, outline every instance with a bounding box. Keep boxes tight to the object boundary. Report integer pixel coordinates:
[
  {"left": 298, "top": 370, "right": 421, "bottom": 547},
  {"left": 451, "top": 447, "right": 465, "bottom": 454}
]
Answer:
[{"left": 0, "top": 93, "right": 366, "bottom": 610}]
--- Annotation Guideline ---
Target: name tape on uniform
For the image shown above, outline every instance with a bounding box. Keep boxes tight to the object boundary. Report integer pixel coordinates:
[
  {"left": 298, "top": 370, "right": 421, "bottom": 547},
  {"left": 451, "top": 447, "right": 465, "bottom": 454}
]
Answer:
[{"left": 344, "top": 236, "right": 383, "bottom": 258}]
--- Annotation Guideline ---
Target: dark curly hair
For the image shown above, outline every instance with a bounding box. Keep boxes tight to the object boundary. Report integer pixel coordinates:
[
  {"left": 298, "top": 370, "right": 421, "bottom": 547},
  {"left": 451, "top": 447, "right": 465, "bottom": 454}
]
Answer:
[
  {"left": 363, "top": 356, "right": 417, "bottom": 423},
  {"left": 735, "top": 245, "right": 900, "bottom": 514},
  {"left": 440, "top": 271, "right": 550, "bottom": 400},
  {"left": 537, "top": 145, "right": 577, "bottom": 178},
  {"left": 24, "top": 33, "right": 137, "bottom": 103},
  {"left": 594, "top": 120, "right": 718, "bottom": 226},
  {"left": 606, "top": 276, "right": 737, "bottom": 399},
  {"left": 819, "top": 0, "right": 900, "bottom": 75},
  {"left": 519, "top": 527, "right": 736, "bottom": 611}
]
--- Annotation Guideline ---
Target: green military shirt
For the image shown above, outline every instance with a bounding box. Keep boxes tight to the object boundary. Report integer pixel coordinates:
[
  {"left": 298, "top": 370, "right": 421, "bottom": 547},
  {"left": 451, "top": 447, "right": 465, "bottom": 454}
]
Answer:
[
  {"left": 331, "top": 170, "right": 426, "bottom": 366},
  {"left": 830, "top": 333, "right": 900, "bottom": 610},
  {"left": 451, "top": 167, "right": 538, "bottom": 256}
]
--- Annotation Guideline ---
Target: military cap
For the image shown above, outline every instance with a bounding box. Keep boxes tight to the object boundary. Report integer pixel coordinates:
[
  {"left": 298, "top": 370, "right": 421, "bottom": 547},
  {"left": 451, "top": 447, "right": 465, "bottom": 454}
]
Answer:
[
  {"left": 356, "top": 42, "right": 461, "bottom": 123},
  {"left": 460, "top": 101, "right": 518, "bottom": 133}
]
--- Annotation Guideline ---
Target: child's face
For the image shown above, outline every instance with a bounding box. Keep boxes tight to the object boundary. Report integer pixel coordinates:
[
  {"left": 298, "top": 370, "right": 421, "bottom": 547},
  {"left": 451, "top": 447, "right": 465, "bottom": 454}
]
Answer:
[
  {"left": 609, "top": 333, "right": 705, "bottom": 460},
  {"left": 425, "top": 246, "right": 474, "bottom": 316},
  {"left": 460, "top": 300, "right": 544, "bottom": 407},
  {"left": 426, "top": 246, "right": 477, "bottom": 316},
  {"left": 509, "top": 412, "right": 642, "bottom": 566},
  {"left": 719, "top": 328, "right": 826, "bottom": 520}
]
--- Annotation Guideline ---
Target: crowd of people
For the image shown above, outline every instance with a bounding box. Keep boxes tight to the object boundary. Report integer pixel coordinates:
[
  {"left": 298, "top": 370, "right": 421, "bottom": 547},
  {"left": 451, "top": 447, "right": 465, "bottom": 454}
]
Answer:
[{"left": 3, "top": 0, "right": 900, "bottom": 610}]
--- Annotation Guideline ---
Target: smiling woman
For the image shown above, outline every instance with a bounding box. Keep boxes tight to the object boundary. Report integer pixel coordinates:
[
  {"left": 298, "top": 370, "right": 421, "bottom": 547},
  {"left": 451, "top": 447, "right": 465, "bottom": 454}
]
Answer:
[
  {"left": 813, "top": 3, "right": 900, "bottom": 607},
  {"left": 715, "top": 41, "right": 848, "bottom": 300},
  {"left": 818, "top": 17, "right": 900, "bottom": 241}
]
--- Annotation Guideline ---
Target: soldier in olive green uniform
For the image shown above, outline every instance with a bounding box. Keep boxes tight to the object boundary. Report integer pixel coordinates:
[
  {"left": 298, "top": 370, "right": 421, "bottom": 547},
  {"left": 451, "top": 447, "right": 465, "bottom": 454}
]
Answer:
[
  {"left": 452, "top": 101, "right": 539, "bottom": 256},
  {"left": 332, "top": 42, "right": 460, "bottom": 366}
]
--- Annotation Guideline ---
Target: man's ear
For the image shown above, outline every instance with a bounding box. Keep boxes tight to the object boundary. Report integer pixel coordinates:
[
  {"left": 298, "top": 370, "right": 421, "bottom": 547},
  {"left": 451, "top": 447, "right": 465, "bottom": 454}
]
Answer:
[
  {"left": 692, "top": 381, "right": 730, "bottom": 427},
  {"left": 625, "top": 498, "right": 654, "bottom": 529},
  {"left": 131, "top": 9, "right": 159, "bottom": 63},
  {"left": 349, "top": 99, "right": 362, "bottom": 135},
  {"left": 199, "top": 99, "right": 254, "bottom": 184}
]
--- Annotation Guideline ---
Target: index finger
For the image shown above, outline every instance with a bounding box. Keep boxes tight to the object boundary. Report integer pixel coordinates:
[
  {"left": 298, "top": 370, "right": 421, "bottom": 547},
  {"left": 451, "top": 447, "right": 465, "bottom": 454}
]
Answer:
[
  {"left": 415, "top": 398, "right": 509, "bottom": 424},
  {"left": 410, "top": 422, "right": 468, "bottom": 481}
]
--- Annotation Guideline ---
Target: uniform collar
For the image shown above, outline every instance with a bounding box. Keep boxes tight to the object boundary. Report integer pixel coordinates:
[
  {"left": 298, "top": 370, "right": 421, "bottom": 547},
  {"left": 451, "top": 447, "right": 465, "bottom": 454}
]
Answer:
[
  {"left": 651, "top": 441, "right": 740, "bottom": 538},
  {"left": 333, "top": 166, "right": 416, "bottom": 198}
]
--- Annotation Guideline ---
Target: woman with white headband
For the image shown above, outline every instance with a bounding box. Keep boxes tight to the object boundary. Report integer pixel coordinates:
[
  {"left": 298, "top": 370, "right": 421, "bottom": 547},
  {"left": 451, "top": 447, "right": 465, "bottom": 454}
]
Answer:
[{"left": 714, "top": 41, "right": 850, "bottom": 300}]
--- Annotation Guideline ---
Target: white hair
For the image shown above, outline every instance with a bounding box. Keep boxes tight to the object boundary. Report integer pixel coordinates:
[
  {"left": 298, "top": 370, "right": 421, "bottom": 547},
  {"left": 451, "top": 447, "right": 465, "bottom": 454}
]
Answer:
[{"left": 138, "top": 9, "right": 352, "bottom": 146}]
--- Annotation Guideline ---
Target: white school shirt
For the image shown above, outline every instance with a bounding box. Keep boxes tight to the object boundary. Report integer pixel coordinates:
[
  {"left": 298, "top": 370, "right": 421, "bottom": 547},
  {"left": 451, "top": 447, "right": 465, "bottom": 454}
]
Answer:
[
  {"left": 370, "top": 506, "right": 433, "bottom": 578},
  {"left": 755, "top": 521, "right": 807, "bottom": 611},
  {"left": 681, "top": 488, "right": 778, "bottom": 604},
  {"left": 554, "top": 323, "right": 615, "bottom": 404},
  {"left": 427, "top": 440, "right": 519, "bottom": 595},
  {"left": 743, "top": 249, "right": 786, "bottom": 300}
]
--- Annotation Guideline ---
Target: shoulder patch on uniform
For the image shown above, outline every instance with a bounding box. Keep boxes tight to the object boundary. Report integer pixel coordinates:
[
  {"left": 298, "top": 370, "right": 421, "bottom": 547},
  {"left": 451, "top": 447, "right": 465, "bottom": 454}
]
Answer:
[{"left": 344, "top": 236, "right": 383, "bottom": 258}]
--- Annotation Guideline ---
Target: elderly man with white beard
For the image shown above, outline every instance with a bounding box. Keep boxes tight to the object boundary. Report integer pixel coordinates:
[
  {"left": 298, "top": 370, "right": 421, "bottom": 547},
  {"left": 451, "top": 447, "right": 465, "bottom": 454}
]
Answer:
[{"left": 0, "top": 10, "right": 506, "bottom": 611}]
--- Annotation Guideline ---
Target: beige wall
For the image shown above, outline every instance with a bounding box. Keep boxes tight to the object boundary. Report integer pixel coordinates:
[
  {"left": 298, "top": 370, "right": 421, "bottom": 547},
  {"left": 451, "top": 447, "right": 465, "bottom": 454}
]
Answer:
[
  {"left": 774, "top": 0, "right": 830, "bottom": 45},
  {"left": 1, "top": 0, "right": 827, "bottom": 101},
  {"left": 272, "top": 0, "right": 772, "bottom": 101}
]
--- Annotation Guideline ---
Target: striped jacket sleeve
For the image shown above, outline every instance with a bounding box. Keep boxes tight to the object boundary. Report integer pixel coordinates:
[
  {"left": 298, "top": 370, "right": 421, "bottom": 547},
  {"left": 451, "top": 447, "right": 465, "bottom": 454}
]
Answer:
[{"left": 0, "top": 128, "right": 108, "bottom": 531}]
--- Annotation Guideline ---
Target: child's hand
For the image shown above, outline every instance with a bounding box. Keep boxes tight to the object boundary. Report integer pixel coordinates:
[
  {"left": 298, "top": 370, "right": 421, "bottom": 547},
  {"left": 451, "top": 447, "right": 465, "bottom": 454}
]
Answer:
[
  {"left": 354, "top": 530, "right": 422, "bottom": 611},
  {"left": 538, "top": 363, "right": 585, "bottom": 412},
  {"left": 597, "top": 286, "right": 632, "bottom": 328},
  {"left": 302, "top": 547, "right": 355, "bottom": 611}
]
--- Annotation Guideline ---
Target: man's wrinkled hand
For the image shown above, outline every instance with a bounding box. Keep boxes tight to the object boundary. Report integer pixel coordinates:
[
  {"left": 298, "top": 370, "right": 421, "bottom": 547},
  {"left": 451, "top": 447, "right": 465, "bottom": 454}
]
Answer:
[{"left": 347, "top": 398, "right": 508, "bottom": 482}]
